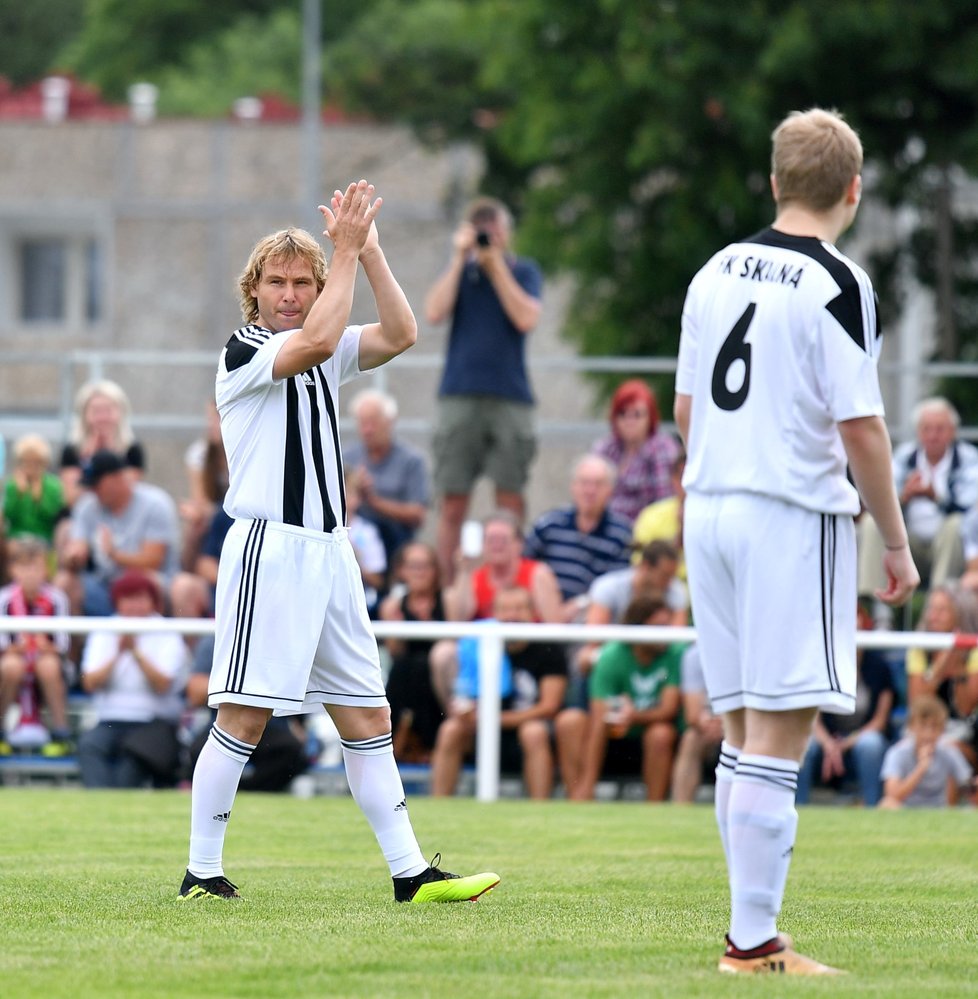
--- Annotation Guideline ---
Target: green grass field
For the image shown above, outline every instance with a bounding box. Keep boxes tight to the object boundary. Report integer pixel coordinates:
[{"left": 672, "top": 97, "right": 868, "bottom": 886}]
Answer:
[{"left": 1, "top": 789, "right": 976, "bottom": 998}]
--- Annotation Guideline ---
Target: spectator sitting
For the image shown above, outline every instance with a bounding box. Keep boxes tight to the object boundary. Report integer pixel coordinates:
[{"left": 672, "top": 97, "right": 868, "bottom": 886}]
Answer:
[
  {"left": 424, "top": 196, "right": 543, "bottom": 583},
  {"left": 58, "top": 450, "right": 180, "bottom": 617},
  {"left": 77, "top": 571, "right": 188, "bottom": 788},
  {"left": 178, "top": 398, "right": 229, "bottom": 575},
  {"left": 523, "top": 453, "right": 633, "bottom": 622},
  {"left": 591, "top": 379, "right": 680, "bottom": 525},
  {"left": 858, "top": 397, "right": 978, "bottom": 625},
  {"left": 670, "top": 644, "right": 723, "bottom": 803},
  {"left": 904, "top": 583, "right": 978, "bottom": 769},
  {"left": 379, "top": 542, "right": 449, "bottom": 763},
  {"left": 3, "top": 434, "right": 66, "bottom": 553},
  {"left": 342, "top": 388, "right": 431, "bottom": 566},
  {"left": 796, "top": 602, "right": 896, "bottom": 806},
  {"left": 345, "top": 468, "right": 388, "bottom": 616},
  {"left": 558, "top": 595, "right": 683, "bottom": 801},
  {"left": 879, "top": 694, "right": 973, "bottom": 808},
  {"left": 169, "top": 505, "right": 233, "bottom": 624},
  {"left": 0, "top": 537, "right": 72, "bottom": 755},
  {"left": 429, "top": 585, "right": 568, "bottom": 799},
  {"left": 59, "top": 379, "right": 145, "bottom": 511},
  {"left": 185, "top": 633, "right": 308, "bottom": 792},
  {"left": 429, "top": 509, "right": 562, "bottom": 710},
  {"left": 568, "top": 539, "right": 688, "bottom": 711},
  {"left": 631, "top": 447, "right": 686, "bottom": 576}
]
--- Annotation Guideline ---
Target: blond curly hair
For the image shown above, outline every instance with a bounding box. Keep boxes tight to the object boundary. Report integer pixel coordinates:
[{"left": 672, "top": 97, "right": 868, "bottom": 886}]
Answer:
[{"left": 237, "top": 228, "right": 327, "bottom": 325}]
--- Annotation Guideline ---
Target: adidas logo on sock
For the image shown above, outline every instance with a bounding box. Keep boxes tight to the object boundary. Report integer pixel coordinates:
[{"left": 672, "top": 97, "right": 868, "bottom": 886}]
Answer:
[
  {"left": 394, "top": 799, "right": 407, "bottom": 812},
  {"left": 213, "top": 811, "right": 231, "bottom": 823}
]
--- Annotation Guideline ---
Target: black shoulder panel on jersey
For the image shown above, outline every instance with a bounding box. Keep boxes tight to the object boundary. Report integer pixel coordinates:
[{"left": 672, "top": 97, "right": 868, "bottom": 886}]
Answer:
[
  {"left": 224, "top": 335, "right": 259, "bottom": 371},
  {"left": 744, "top": 227, "right": 872, "bottom": 353},
  {"left": 826, "top": 284, "right": 866, "bottom": 352}
]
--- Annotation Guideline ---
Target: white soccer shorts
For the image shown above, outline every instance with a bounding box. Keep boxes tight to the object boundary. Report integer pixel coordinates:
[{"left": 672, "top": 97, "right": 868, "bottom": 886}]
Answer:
[
  {"left": 209, "top": 519, "right": 387, "bottom": 715},
  {"left": 684, "top": 491, "right": 856, "bottom": 716}
]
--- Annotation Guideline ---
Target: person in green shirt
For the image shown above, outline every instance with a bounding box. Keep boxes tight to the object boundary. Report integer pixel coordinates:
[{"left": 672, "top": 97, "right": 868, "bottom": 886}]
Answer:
[
  {"left": 3, "top": 434, "right": 66, "bottom": 546},
  {"left": 566, "top": 594, "right": 682, "bottom": 801}
]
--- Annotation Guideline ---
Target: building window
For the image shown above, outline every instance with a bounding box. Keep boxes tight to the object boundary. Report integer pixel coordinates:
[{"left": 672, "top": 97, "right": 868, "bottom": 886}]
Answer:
[
  {"left": 17, "top": 235, "right": 103, "bottom": 325},
  {"left": 21, "top": 239, "right": 66, "bottom": 321}
]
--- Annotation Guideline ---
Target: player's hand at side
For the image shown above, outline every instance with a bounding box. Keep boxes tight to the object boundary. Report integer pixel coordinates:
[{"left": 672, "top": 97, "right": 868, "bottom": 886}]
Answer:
[
  {"left": 875, "top": 544, "right": 920, "bottom": 608},
  {"left": 318, "top": 179, "right": 382, "bottom": 258}
]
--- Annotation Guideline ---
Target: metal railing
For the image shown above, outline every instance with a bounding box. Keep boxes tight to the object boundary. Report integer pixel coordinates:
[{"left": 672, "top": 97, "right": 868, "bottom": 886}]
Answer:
[{"left": 0, "top": 614, "right": 964, "bottom": 801}]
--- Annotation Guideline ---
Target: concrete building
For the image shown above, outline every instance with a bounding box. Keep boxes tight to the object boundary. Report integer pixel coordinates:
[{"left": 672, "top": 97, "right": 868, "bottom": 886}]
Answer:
[{"left": 0, "top": 77, "right": 601, "bottom": 531}]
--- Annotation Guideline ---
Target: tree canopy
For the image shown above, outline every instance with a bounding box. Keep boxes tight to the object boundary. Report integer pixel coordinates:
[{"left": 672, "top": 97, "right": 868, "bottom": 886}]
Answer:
[{"left": 10, "top": 0, "right": 978, "bottom": 412}]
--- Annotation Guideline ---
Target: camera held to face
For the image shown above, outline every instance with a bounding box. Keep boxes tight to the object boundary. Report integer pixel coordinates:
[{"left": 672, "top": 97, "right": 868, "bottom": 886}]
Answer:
[{"left": 476, "top": 230, "right": 491, "bottom": 248}]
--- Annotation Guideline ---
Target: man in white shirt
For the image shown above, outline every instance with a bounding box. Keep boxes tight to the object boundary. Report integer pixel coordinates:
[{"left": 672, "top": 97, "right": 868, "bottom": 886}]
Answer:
[
  {"left": 858, "top": 397, "right": 978, "bottom": 620},
  {"left": 179, "top": 181, "right": 497, "bottom": 905},
  {"left": 675, "top": 108, "right": 918, "bottom": 975}
]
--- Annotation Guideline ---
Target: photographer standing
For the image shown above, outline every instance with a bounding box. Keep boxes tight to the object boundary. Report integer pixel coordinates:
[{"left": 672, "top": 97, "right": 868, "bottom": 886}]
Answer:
[{"left": 424, "top": 197, "right": 543, "bottom": 582}]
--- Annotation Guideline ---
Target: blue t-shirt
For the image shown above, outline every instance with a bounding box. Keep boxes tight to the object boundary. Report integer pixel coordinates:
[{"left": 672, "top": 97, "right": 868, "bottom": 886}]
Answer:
[{"left": 438, "top": 257, "right": 542, "bottom": 404}]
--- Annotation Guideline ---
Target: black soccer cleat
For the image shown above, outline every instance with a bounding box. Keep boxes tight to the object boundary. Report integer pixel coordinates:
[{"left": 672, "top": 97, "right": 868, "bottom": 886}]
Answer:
[
  {"left": 177, "top": 870, "right": 241, "bottom": 901},
  {"left": 393, "top": 853, "right": 499, "bottom": 903}
]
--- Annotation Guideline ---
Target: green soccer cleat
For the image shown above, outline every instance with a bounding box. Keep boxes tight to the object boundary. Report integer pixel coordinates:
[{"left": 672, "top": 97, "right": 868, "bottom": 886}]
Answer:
[
  {"left": 177, "top": 870, "right": 241, "bottom": 901},
  {"left": 393, "top": 854, "right": 499, "bottom": 903}
]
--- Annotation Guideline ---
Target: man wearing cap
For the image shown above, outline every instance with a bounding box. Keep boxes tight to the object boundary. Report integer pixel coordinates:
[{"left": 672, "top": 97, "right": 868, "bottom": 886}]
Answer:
[{"left": 60, "top": 449, "right": 180, "bottom": 616}]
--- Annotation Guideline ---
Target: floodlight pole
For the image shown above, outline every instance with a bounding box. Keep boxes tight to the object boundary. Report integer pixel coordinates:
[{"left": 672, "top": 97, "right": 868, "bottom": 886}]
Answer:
[{"left": 301, "top": 0, "right": 323, "bottom": 232}]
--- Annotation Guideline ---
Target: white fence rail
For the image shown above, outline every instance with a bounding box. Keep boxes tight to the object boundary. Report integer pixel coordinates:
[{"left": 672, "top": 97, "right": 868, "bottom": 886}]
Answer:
[{"left": 0, "top": 616, "right": 967, "bottom": 801}]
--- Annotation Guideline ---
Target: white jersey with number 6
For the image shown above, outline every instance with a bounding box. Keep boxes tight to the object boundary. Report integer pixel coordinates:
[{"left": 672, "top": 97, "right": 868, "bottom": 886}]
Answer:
[{"left": 676, "top": 227, "right": 883, "bottom": 515}]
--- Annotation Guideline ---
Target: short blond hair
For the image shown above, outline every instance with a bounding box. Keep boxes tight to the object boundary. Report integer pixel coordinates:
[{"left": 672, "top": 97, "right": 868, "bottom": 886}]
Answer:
[
  {"left": 771, "top": 108, "right": 863, "bottom": 213},
  {"left": 908, "top": 693, "right": 949, "bottom": 727},
  {"left": 13, "top": 433, "right": 52, "bottom": 466},
  {"left": 237, "top": 228, "right": 327, "bottom": 325}
]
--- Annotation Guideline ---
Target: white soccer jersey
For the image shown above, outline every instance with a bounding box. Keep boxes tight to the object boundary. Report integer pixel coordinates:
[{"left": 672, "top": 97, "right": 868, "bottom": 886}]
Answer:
[
  {"left": 676, "top": 227, "right": 884, "bottom": 515},
  {"left": 217, "top": 323, "right": 364, "bottom": 532}
]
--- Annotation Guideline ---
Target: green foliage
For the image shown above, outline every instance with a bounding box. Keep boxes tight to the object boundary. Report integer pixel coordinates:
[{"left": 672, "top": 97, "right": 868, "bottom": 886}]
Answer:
[
  {"left": 2, "top": 790, "right": 978, "bottom": 998},
  {"left": 57, "top": 0, "right": 284, "bottom": 100},
  {"left": 0, "top": 0, "right": 85, "bottom": 84},
  {"left": 13, "top": 0, "right": 978, "bottom": 417},
  {"left": 153, "top": 8, "right": 303, "bottom": 116}
]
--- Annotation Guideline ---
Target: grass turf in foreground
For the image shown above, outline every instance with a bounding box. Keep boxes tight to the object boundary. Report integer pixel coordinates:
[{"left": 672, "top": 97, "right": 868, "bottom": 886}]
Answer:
[{"left": 0, "top": 790, "right": 976, "bottom": 998}]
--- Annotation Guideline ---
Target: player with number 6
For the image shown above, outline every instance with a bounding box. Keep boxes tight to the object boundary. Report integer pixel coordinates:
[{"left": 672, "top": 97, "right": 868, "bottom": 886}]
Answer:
[{"left": 674, "top": 108, "right": 919, "bottom": 975}]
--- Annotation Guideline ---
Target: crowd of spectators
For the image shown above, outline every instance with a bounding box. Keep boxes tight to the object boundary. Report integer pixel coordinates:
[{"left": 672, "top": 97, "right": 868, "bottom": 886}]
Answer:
[{"left": 0, "top": 199, "right": 976, "bottom": 807}]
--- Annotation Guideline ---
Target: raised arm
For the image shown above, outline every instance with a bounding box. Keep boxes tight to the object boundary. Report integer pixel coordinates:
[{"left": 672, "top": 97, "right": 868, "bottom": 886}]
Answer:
[
  {"left": 272, "top": 181, "right": 377, "bottom": 379},
  {"left": 424, "top": 223, "right": 473, "bottom": 325}
]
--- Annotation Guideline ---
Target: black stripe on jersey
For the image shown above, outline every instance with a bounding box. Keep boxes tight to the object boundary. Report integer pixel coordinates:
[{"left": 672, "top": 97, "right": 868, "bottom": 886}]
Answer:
[
  {"left": 283, "top": 379, "right": 306, "bottom": 526},
  {"left": 820, "top": 514, "right": 841, "bottom": 694},
  {"left": 314, "top": 365, "right": 347, "bottom": 526},
  {"left": 302, "top": 371, "right": 337, "bottom": 533},
  {"left": 744, "top": 227, "right": 877, "bottom": 353},
  {"left": 228, "top": 519, "right": 266, "bottom": 692}
]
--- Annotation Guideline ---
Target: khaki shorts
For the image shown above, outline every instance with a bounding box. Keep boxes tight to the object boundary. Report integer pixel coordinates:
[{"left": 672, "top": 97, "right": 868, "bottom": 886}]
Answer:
[{"left": 433, "top": 395, "right": 537, "bottom": 495}]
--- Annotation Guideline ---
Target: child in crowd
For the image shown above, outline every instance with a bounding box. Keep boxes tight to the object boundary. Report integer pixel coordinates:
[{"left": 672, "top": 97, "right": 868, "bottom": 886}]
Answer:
[
  {"left": 0, "top": 536, "right": 73, "bottom": 754},
  {"left": 3, "top": 434, "right": 66, "bottom": 549},
  {"left": 879, "top": 695, "right": 973, "bottom": 808}
]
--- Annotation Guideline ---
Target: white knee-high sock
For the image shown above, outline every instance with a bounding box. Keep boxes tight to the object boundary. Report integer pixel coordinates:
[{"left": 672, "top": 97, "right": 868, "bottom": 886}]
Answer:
[
  {"left": 188, "top": 725, "right": 256, "bottom": 878},
  {"left": 727, "top": 753, "right": 799, "bottom": 951},
  {"left": 342, "top": 733, "right": 427, "bottom": 878},
  {"left": 714, "top": 741, "right": 740, "bottom": 876}
]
